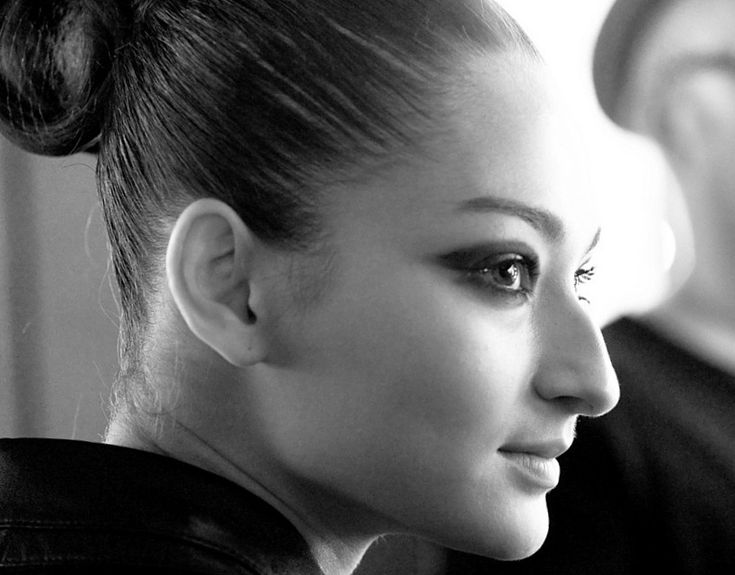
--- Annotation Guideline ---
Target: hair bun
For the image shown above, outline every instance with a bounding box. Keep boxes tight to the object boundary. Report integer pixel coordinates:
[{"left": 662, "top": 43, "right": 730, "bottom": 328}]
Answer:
[{"left": 0, "top": 0, "right": 130, "bottom": 156}]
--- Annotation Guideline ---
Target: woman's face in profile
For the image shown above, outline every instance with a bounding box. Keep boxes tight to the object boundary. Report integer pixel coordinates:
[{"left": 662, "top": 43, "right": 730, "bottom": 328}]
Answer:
[{"left": 257, "top": 53, "right": 619, "bottom": 559}]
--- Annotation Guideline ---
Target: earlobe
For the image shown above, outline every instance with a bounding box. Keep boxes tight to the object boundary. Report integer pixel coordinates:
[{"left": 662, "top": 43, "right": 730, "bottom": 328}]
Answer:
[{"left": 166, "top": 198, "right": 267, "bottom": 367}]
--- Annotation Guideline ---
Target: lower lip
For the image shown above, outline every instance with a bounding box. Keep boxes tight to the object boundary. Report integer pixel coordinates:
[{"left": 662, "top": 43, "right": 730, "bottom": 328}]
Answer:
[{"left": 499, "top": 450, "right": 560, "bottom": 490}]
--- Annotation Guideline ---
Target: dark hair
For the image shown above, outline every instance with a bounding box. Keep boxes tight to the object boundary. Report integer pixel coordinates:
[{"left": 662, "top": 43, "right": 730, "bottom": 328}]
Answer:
[{"left": 0, "top": 0, "right": 537, "bottom": 414}]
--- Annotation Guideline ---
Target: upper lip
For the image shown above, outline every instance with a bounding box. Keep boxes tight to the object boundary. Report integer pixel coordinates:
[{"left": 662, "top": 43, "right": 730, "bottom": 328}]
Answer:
[{"left": 498, "top": 440, "right": 572, "bottom": 460}]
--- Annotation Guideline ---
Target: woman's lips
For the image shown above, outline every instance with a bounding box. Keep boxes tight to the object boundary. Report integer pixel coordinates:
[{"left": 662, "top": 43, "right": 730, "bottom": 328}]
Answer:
[{"left": 498, "top": 445, "right": 566, "bottom": 490}]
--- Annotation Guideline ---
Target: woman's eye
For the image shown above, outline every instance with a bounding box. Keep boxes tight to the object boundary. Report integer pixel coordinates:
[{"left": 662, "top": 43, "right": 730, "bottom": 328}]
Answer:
[
  {"left": 439, "top": 247, "right": 540, "bottom": 302},
  {"left": 468, "top": 254, "right": 537, "bottom": 296},
  {"left": 574, "top": 264, "right": 596, "bottom": 303}
]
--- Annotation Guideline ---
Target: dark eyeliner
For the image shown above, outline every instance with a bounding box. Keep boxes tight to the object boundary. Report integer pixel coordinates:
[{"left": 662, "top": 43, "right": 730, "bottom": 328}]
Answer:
[
  {"left": 439, "top": 244, "right": 540, "bottom": 298},
  {"left": 439, "top": 242, "right": 539, "bottom": 271}
]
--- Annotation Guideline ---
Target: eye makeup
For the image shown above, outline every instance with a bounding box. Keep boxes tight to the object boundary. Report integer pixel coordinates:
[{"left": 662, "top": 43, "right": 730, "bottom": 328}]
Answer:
[
  {"left": 439, "top": 242, "right": 541, "bottom": 303},
  {"left": 439, "top": 240, "right": 601, "bottom": 307}
]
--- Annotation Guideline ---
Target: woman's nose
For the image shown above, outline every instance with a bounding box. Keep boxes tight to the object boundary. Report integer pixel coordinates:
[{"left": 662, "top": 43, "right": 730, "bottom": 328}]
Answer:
[{"left": 532, "top": 300, "right": 620, "bottom": 417}]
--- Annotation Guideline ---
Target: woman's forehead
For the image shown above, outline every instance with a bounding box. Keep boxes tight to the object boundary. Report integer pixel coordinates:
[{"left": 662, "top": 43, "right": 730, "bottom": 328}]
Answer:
[
  {"left": 322, "top": 54, "right": 593, "bottom": 242},
  {"left": 439, "top": 53, "right": 580, "bottom": 185},
  {"left": 448, "top": 52, "right": 555, "bottom": 132}
]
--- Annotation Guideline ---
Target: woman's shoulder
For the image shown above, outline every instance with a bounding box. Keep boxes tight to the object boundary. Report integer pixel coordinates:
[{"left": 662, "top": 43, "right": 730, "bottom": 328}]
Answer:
[{"left": 0, "top": 438, "right": 322, "bottom": 575}]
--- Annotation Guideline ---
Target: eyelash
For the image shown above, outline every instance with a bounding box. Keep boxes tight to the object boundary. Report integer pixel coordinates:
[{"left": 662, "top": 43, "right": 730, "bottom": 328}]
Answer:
[
  {"left": 443, "top": 249, "right": 597, "bottom": 304},
  {"left": 574, "top": 264, "right": 596, "bottom": 303}
]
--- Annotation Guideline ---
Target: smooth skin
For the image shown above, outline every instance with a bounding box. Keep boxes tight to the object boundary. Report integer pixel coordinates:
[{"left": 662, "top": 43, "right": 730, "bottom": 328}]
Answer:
[{"left": 107, "top": 52, "right": 619, "bottom": 575}]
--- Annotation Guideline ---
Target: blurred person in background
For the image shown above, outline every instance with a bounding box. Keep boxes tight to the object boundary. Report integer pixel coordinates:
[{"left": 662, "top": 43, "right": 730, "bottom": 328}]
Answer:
[{"left": 445, "top": 0, "right": 735, "bottom": 572}]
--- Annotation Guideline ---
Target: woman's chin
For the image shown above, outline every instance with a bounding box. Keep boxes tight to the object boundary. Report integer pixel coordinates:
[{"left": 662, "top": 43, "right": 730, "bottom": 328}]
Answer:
[
  {"left": 491, "top": 527, "right": 548, "bottom": 561},
  {"left": 490, "top": 519, "right": 549, "bottom": 561},
  {"left": 446, "top": 499, "right": 550, "bottom": 562}
]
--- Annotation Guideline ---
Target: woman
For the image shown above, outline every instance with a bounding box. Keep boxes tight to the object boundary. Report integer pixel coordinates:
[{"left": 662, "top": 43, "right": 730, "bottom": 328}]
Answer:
[{"left": 0, "top": 1, "right": 619, "bottom": 574}]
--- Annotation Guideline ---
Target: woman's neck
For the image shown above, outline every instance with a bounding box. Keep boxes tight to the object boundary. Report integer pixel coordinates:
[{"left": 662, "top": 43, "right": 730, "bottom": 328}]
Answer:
[{"left": 105, "top": 414, "right": 375, "bottom": 575}]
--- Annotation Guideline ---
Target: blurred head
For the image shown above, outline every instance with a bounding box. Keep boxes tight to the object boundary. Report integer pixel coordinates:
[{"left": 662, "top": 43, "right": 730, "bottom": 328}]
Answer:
[
  {"left": 594, "top": 0, "right": 735, "bottom": 315},
  {"left": 595, "top": 0, "right": 735, "bottom": 201},
  {"left": 0, "top": 0, "right": 618, "bottom": 560}
]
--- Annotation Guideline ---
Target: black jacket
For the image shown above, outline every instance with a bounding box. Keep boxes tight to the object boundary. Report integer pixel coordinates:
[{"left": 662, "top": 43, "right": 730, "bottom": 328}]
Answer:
[{"left": 0, "top": 438, "right": 323, "bottom": 574}]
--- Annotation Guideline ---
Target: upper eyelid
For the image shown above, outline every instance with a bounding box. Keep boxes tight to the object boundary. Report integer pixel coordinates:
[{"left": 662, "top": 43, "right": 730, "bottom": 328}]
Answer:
[
  {"left": 438, "top": 242, "right": 540, "bottom": 269},
  {"left": 440, "top": 242, "right": 598, "bottom": 287},
  {"left": 576, "top": 260, "right": 595, "bottom": 273},
  {"left": 438, "top": 246, "right": 541, "bottom": 299},
  {"left": 478, "top": 254, "right": 539, "bottom": 278}
]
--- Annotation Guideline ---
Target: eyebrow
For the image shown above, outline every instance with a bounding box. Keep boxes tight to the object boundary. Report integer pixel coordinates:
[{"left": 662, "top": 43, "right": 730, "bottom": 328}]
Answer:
[{"left": 457, "top": 196, "right": 565, "bottom": 242}]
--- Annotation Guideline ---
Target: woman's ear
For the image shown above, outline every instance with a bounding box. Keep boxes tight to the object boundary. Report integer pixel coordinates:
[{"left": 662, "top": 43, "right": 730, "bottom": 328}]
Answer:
[{"left": 166, "top": 198, "right": 267, "bottom": 367}]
